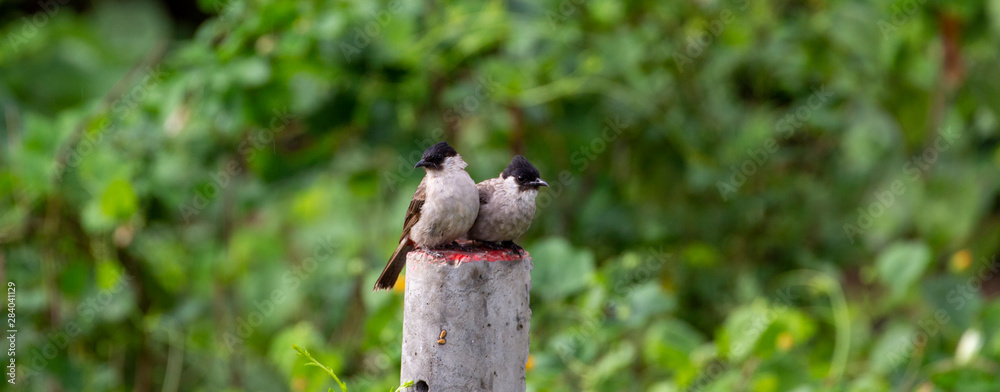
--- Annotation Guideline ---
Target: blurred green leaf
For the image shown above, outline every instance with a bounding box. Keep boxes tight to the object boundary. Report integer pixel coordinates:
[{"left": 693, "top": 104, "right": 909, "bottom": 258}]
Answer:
[
  {"left": 530, "top": 237, "right": 595, "bottom": 300},
  {"left": 876, "top": 241, "right": 932, "bottom": 302},
  {"left": 100, "top": 178, "right": 138, "bottom": 221}
]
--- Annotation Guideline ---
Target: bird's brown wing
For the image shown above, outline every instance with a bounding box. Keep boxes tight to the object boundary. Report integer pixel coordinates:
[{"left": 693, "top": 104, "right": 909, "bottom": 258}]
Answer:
[
  {"left": 399, "top": 178, "right": 426, "bottom": 242},
  {"left": 477, "top": 181, "right": 493, "bottom": 205},
  {"left": 374, "top": 179, "right": 426, "bottom": 291}
]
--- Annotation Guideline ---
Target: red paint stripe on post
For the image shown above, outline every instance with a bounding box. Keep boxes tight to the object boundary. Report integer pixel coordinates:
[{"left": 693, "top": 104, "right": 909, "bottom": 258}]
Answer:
[{"left": 410, "top": 249, "right": 529, "bottom": 264}]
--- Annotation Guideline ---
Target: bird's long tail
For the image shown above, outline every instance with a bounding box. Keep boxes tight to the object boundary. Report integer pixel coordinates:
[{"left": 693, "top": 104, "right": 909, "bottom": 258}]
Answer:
[{"left": 373, "top": 240, "right": 413, "bottom": 291}]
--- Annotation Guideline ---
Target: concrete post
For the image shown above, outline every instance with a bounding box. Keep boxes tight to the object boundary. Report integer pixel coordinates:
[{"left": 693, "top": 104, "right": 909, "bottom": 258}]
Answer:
[{"left": 400, "top": 249, "right": 532, "bottom": 392}]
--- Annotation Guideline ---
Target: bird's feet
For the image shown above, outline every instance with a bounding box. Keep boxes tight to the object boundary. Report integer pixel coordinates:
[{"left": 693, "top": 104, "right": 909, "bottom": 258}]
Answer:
[
  {"left": 501, "top": 241, "right": 525, "bottom": 256},
  {"left": 479, "top": 241, "right": 508, "bottom": 251},
  {"left": 420, "top": 247, "right": 447, "bottom": 259},
  {"left": 443, "top": 240, "right": 474, "bottom": 252}
]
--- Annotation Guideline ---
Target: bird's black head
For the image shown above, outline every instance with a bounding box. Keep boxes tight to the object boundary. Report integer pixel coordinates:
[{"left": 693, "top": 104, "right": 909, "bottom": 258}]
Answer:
[
  {"left": 501, "top": 155, "right": 548, "bottom": 189},
  {"left": 414, "top": 142, "right": 459, "bottom": 170}
]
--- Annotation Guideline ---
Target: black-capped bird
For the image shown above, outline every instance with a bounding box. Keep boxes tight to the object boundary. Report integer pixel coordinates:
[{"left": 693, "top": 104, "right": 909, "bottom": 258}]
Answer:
[
  {"left": 467, "top": 155, "right": 547, "bottom": 252},
  {"left": 373, "top": 142, "right": 480, "bottom": 291}
]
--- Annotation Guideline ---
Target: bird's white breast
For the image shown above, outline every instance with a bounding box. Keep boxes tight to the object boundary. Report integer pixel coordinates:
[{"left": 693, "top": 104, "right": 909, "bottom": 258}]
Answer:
[
  {"left": 468, "top": 176, "right": 537, "bottom": 242},
  {"left": 410, "top": 157, "right": 479, "bottom": 247}
]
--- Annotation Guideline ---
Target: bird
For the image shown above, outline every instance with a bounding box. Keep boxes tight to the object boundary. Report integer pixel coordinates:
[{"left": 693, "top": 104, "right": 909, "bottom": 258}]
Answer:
[
  {"left": 466, "top": 155, "right": 547, "bottom": 253},
  {"left": 373, "top": 142, "right": 480, "bottom": 291}
]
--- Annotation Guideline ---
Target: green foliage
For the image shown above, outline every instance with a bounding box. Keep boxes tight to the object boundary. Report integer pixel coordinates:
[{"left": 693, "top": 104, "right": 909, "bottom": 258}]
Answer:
[
  {"left": 293, "top": 344, "right": 413, "bottom": 392},
  {"left": 2, "top": 0, "right": 1000, "bottom": 391},
  {"left": 293, "top": 344, "right": 348, "bottom": 392}
]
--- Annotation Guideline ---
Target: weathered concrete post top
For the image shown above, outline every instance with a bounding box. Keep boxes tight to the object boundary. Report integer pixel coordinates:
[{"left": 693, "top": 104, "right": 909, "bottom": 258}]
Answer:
[{"left": 401, "top": 248, "right": 532, "bottom": 392}]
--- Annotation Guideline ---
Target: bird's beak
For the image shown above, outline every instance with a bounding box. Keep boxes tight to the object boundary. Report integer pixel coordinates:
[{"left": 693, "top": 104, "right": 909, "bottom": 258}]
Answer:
[
  {"left": 529, "top": 178, "right": 549, "bottom": 187},
  {"left": 414, "top": 159, "right": 431, "bottom": 169}
]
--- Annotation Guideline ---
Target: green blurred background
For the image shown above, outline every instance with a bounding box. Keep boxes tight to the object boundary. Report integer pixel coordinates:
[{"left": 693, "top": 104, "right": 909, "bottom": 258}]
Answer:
[{"left": 3, "top": 0, "right": 1000, "bottom": 390}]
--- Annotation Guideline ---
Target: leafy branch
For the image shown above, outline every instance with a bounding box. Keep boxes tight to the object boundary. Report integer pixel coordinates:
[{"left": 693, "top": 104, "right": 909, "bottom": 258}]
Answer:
[
  {"left": 293, "top": 344, "right": 348, "bottom": 392},
  {"left": 292, "top": 344, "right": 413, "bottom": 392}
]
